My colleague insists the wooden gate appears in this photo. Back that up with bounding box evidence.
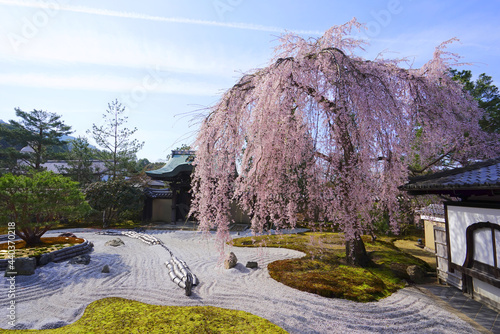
[434,225,463,289]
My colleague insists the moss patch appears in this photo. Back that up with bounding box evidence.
[233,232,432,302]
[0,237,84,259]
[0,297,287,333]
[393,239,437,270]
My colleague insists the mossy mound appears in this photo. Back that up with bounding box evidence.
[234,232,432,302]
[0,297,287,333]
[0,237,84,259]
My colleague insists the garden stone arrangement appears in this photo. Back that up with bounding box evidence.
[0,239,94,273]
[97,230,198,296]
[0,230,480,333]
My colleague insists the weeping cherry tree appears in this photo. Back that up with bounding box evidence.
[190,19,500,266]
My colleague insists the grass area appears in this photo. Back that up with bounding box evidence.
[233,232,433,302]
[393,239,437,270]
[0,297,287,334]
[0,237,84,259]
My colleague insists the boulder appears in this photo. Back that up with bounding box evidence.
[105,238,125,247]
[224,252,238,269]
[5,257,36,276]
[38,253,54,266]
[406,265,426,283]
[58,232,77,238]
[101,265,110,273]
[69,254,91,265]
[246,261,258,269]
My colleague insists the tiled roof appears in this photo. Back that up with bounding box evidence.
[143,188,172,199]
[400,157,500,196]
[416,204,445,217]
[17,159,109,174]
[146,150,194,181]
[41,160,108,174]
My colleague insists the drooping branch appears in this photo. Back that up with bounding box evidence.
[190,19,500,265]
[408,146,457,175]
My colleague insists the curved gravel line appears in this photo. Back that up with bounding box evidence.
[0,230,478,333]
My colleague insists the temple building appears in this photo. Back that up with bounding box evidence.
[401,157,500,311]
[143,149,250,225]
[144,150,195,223]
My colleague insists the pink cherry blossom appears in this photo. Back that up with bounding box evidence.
[189,19,500,257]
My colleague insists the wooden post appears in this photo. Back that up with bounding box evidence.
[171,184,177,224]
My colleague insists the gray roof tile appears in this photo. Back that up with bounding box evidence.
[401,157,500,195]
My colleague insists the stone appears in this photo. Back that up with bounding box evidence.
[105,238,125,247]
[224,252,237,269]
[58,232,77,238]
[38,253,54,266]
[406,265,426,283]
[101,265,110,273]
[246,261,258,269]
[184,273,193,296]
[69,254,91,265]
[5,257,36,276]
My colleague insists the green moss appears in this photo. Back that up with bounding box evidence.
[0,298,287,334]
[0,237,84,259]
[234,232,429,302]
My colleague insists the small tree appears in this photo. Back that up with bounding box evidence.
[0,171,90,246]
[88,100,144,180]
[85,179,144,227]
[58,137,103,188]
[0,108,72,170]
[190,20,500,266]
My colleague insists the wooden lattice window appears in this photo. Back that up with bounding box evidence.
[462,222,500,288]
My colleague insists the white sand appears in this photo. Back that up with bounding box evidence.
[0,230,478,333]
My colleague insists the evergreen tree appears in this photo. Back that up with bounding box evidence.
[0,171,90,246]
[0,108,72,171]
[88,99,144,180]
[58,137,104,187]
[450,69,500,134]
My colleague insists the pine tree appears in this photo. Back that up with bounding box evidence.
[0,108,72,171]
[88,99,144,180]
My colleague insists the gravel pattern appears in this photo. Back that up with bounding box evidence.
[0,230,478,333]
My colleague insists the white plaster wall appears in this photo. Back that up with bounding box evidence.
[447,205,500,266]
[473,278,500,306]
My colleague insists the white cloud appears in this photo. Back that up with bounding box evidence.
[0,28,257,79]
[0,72,223,97]
[0,0,323,36]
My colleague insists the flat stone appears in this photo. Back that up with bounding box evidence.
[69,254,91,265]
[246,261,258,269]
[38,253,54,266]
[105,238,125,247]
[58,232,77,238]
[4,257,36,276]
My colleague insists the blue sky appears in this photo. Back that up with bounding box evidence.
[0,0,499,162]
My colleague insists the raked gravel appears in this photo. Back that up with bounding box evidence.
[0,230,478,333]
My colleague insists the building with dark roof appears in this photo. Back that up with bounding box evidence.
[144,150,194,223]
[144,150,250,225]
[400,158,500,311]
[401,157,500,200]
